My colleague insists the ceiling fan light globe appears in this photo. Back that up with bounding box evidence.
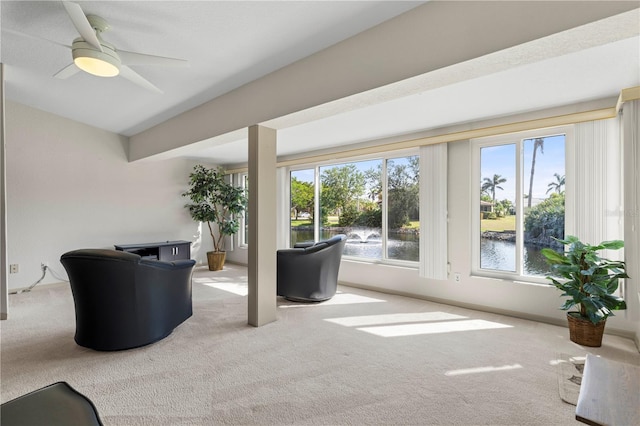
[74,56,119,77]
[72,39,121,77]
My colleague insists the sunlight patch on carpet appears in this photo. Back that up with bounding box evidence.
[445,364,523,376]
[198,280,248,296]
[278,292,386,308]
[325,312,467,327]
[357,319,512,337]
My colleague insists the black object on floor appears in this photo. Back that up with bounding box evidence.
[60,248,196,351]
[277,234,346,302]
[0,381,103,426]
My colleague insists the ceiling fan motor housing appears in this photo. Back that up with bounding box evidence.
[71,38,121,77]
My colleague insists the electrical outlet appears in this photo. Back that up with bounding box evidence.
[454,273,461,283]
[10,264,19,274]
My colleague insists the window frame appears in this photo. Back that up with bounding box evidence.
[237,172,249,248]
[384,155,421,264]
[287,148,420,267]
[470,126,573,284]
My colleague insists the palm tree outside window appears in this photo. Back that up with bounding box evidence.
[476,132,566,278]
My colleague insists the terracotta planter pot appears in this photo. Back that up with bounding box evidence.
[207,251,226,271]
[567,312,606,347]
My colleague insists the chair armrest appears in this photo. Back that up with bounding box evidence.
[293,242,315,249]
[277,248,305,257]
[277,243,329,258]
[303,242,329,254]
[140,259,196,270]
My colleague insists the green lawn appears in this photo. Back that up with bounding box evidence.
[405,220,419,230]
[290,219,313,227]
[481,215,516,232]
[291,216,339,228]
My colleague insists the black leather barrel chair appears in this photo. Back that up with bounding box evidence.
[60,249,196,351]
[277,234,346,302]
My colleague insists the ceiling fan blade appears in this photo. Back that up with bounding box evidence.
[5,28,71,50]
[54,63,80,79]
[119,50,189,68]
[62,1,103,52]
[119,66,163,94]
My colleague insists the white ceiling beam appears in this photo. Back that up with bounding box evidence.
[129,1,638,161]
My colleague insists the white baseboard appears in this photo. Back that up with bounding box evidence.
[8,280,67,294]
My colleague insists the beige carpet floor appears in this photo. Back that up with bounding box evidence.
[2,264,639,425]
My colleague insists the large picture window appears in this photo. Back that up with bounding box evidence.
[289,152,419,263]
[239,173,248,246]
[473,129,567,280]
[386,156,420,261]
[290,169,316,247]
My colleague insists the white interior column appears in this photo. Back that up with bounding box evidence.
[1,63,7,320]
[622,100,640,332]
[247,125,277,327]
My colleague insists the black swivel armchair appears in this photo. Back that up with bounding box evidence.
[60,249,196,351]
[277,234,347,302]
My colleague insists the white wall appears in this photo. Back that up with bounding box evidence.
[5,101,213,291]
[339,137,639,338]
[226,240,248,265]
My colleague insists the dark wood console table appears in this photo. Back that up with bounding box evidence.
[114,240,191,261]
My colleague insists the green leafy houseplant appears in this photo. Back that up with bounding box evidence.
[183,165,247,269]
[541,236,627,345]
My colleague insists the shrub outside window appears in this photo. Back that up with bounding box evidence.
[289,152,419,263]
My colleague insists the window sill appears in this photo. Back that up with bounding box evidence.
[342,256,419,270]
[470,270,552,287]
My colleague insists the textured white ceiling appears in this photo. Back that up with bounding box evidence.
[1,0,422,135]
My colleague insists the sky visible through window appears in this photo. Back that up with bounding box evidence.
[481,134,565,203]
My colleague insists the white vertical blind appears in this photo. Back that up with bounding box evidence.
[572,119,623,257]
[419,143,448,280]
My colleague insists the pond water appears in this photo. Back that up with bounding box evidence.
[291,229,551,276]
[291,229,419,261]
[480,238,552,276]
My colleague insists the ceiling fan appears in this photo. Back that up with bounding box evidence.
[12,1,189,93]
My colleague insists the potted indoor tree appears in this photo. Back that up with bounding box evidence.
[541,236,628,347]
[183,165,248,271]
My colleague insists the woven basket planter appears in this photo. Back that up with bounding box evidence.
[567,313,606,347]
[207,251,226,271]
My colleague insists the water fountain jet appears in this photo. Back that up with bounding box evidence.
[347,227,381,244]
